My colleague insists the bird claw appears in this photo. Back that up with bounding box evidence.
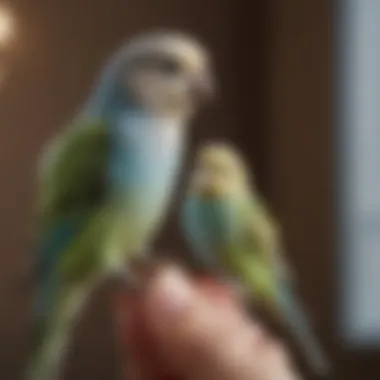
[112,251,159,292]
[122,270,141,292]
[214,275,249,300]
[227,279,250,300]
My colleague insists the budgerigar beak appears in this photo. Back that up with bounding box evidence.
[192,169,221,197]
[191,71,215,103]
[199,183,222,197]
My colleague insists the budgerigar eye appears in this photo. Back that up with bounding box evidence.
[128,54,181,75]
[156,57,181,75]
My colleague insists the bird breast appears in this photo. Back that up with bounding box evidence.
[108,114,185,221]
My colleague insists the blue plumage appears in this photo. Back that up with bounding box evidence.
[182,196,244,270]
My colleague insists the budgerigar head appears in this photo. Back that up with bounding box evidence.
[87,30,214,119]
[189,142,252,197]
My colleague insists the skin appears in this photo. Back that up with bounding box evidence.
[114,265,301,380]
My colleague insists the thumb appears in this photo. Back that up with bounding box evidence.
[144,266,278,380]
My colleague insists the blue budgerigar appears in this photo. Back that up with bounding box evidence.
[28,31,214,380]
[182,142,330,376]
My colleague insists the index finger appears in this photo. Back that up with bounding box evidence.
[113,275,242,380]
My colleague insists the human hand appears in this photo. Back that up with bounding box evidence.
[114,265,301,380]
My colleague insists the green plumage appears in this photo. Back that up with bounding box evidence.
[37,119,109,278]
[30,119,111,380]
[183,192,280,308]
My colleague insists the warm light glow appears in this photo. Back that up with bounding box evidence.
[0,7,14,47]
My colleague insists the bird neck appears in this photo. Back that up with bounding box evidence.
[84,86,191,128]
[122,108,187,127]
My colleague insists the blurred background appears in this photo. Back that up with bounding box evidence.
[0,0,378,379]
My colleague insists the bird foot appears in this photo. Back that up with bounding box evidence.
[112,252,160,292]
[221,277,250,300]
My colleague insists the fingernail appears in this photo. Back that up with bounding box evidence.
[146,267,195,329]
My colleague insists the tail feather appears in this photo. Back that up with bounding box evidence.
[278,286,331,376]
[27,315,72,380]
[27,287,90,380]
